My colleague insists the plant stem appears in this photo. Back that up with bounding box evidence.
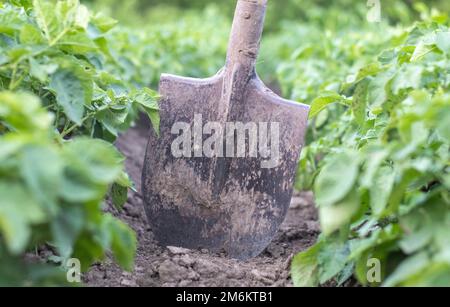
[60,113,95,138]
[9,64,17,90]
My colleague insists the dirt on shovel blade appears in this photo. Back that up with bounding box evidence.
[83,116,321,287]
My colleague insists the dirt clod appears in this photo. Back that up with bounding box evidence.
[167,246,192,256]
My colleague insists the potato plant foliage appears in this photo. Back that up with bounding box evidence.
[0,0,449,287]
[0,0,163,285]
[281,10,450,286]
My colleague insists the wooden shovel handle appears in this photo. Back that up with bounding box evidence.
[225,0,267,75]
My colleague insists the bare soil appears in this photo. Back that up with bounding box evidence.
[84,116,320,287]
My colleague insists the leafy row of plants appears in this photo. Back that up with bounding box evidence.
[0,0,162,285]
[284,10,450,286]
[102,5,229,87]
[84,0,450,32]
[0,0,236,286]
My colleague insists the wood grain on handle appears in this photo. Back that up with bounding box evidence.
[225,0,268,74]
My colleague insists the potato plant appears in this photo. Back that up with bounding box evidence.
[0,0,160,285]
[284,12,450,286]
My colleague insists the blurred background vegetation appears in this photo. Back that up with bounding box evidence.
[80,0,449,90]
[83,0,450,30]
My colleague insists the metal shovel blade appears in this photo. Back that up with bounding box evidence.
[142,0,309,260]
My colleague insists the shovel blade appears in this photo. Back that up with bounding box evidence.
[142,72,309,260]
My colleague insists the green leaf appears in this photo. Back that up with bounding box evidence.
[91,13,117,33]
[314,150,360,207]
[111,183,128,209]
[115,171,134,189]
[33,0,89,45]
[72,233,105,272]
[32,0,58,43]
[60,138,124,202]
[63,138,124,185]
[19,145,63,214]
[19,24,45,45]
[105,215,136,271]
[57,30,97,54]
[49,69,84,124]
[134,88,160,135]
[410,41,435,62]
[399,202,445,255]
[360,149,389,188]
[350,224,400,260]
[336,263,355,286]
[0,3,27,35]
[354,63,382,83]
[318,239,351,284]
[0,183,45,254]
[144,107,160,136]
[399,224,433,255]
[51,206,84,258]
[383,252,430,286]
[391,65,423,95]
[378,49,396,65]
[319,189,360,236]
[309,92,343,119]
[0,91,53,132]
[435,31,450,54]
[352,80,369,126]
[291,241,322,287]
[74,3,89,29]
[0,134,24,160]
[0,256,68,287]
[368,68,395,109]
[29,58,58,83]
[95,105,130,137]
[370,166,396,217]
[60,167,106,202]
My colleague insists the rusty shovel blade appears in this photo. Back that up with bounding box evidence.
[142,0,309,260]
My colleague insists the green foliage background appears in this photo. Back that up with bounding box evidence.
[0,0,449,286]
[0,0,154,285]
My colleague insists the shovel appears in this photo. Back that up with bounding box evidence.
[142,0,309,260]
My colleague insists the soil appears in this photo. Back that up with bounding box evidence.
[84,116,320,287]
